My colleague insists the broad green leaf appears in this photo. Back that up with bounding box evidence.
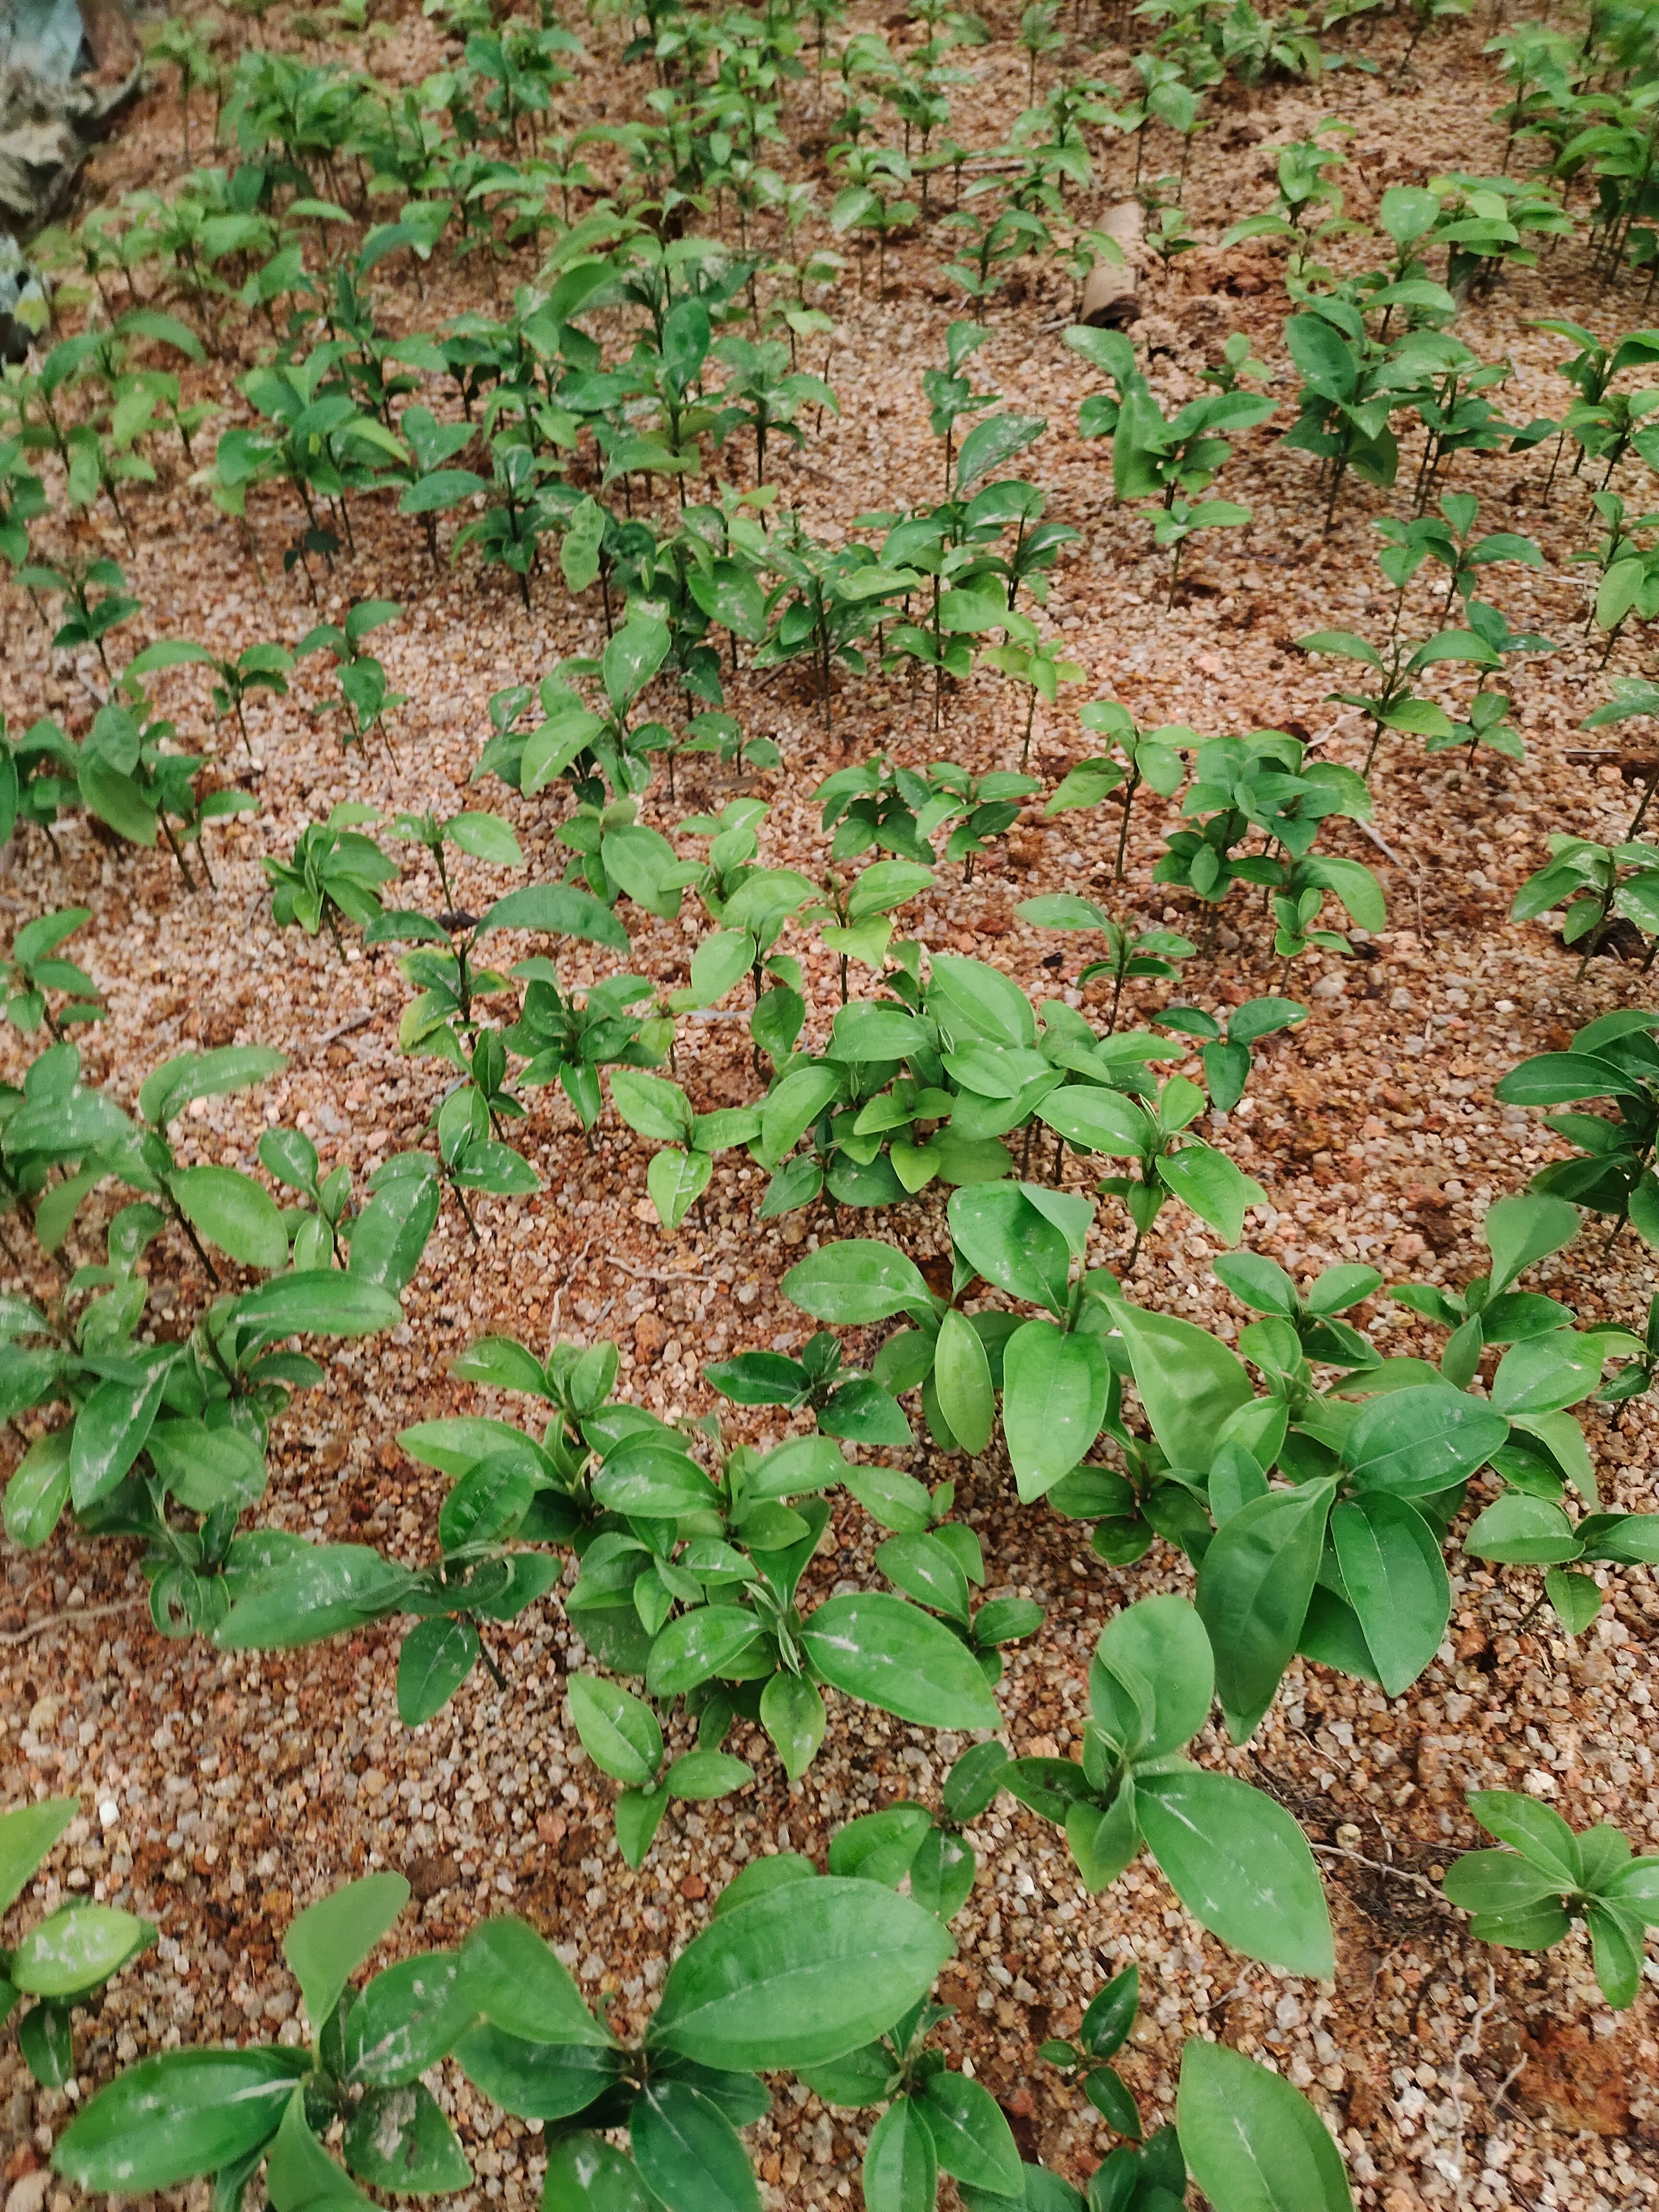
[918,2072,1022,2195]
[568,1674,662,1787]
[343,1952,478,2086]
[230,1271,402,1339]
[1344,1385,1506,1496]
[343,2081,471,2194]
[52,2048,310,2189]
[283,1873,409,2033]
[11,1905,153,1996]
[215,1544,417,1647]
[2,1430,72,1549]
[0,1798,78,1914]
[1482,1192,1579,1294]
[782,1241,936,1324]
[1138,1770,1333,1979]
[801,1593,1002,1731]
[1113,1306,1254,1468]
[1001,1321,1110,1501]
[865,2097,936,2212]
[1442,1850,1564,1915]
[1330,1494,1450,1698]
[651,1876,952,2071]
[646,1606,766,1697]
[1197,1481,1335,1742]
[139,1046,287,1128]
[1177,2041,1353,2212]
[1035,1086,1149,1156]
[397,1617,480,1726]
[632,2081,760,2212]
[172,1167,290,1272]
[1093,1595,1213,1760]
[458,1917,613,2047]
[265,2089,376,2212]
[759,1672,826,1781]
[451,2026,624,2119]
[540,2136,658,2210]
[1467,1790,1581,1886]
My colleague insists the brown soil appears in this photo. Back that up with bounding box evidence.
[2,1,1658,2209]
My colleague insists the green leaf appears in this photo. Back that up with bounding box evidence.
[265,2088,375,2212]
[1463,1492,1581,1565]
[1177,2041,1353,2212]
[1156,1142,1265,1245]
[52,2048,310,2190]
[1196,1482,1335,1743]
[665,1751,754,1802]
[948,1184,1071,1311]
[646,1606,766,1697]
[1330,1494,1450,1698]
[650,1876,952,2072]
[1544,1568,1603,1635]
[1467,1790,1582,1887]
[172,1166,290,1272]
[782,1241,936,1324]
[229,1271,402,1339]
[0,1798,78,1914]
[647,1146,712,1229]
[1344,1385,1506,1496]
[343,1952,478,2086]
[451,2027,624,2119]
[1588,1902,1646,2009]
[801,1592,1002,1731]
[139,1046,287,1129]
[343,2081,471,2195]
[917,2072,1023,2196]
[479,884,630,955]
[1442,1850,1564,1915]
[568,1674,662,1787]
[1035,1086,1149,1156]
[1094,1595,1213,1759]
[759,1672,826,1781]
[1138,1770,1333,1979]
[632,2080,760,2212]
[957,410,1046,493]
[11,1906,153,1997]
[214,1543,417,1648]
[828,1804,932,1885]
[397,1617,480,1725]
[2,1430,72,1549]
[1482,1192,1580,1294]
[539,2136,657,2210]
[71,1365,167,1510]
[457,1917,613,2047]
[1001,1321,1110,1501]
[283,1872,409,2034]
[864,2097,937,2212]
[1113,1305,1254,1468]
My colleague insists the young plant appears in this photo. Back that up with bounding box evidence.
[1003,1596,1333,1976]
[1443,1791,1659,2009]
[1046,703,1190,881]
[1511,833,1659,978]
[1037,1962,1143,2136]
[567,1675,755,1866]
[1017,894,1193,1033]
[264,804,398,958]
[0,1797,155,2090]
[815,1743,1010,1922]
[1495,1010,1659,1249]
[1156,994,1307,1111]
[608,1067,760,1229]
[296,598,407,756]
[0,910,104,1038]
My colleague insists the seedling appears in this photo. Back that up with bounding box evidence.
[1017,894,1193,1032]
[1038,1962,1142,2135]
[296,598,406,757]
[1004,1596,1333,1975]
[264,804,398,957]
[0,910,103,1038]
[0,1798,155,2089]
[1443,1791,1659,2008]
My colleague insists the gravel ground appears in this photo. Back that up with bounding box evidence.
[1,2,1658,2208]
